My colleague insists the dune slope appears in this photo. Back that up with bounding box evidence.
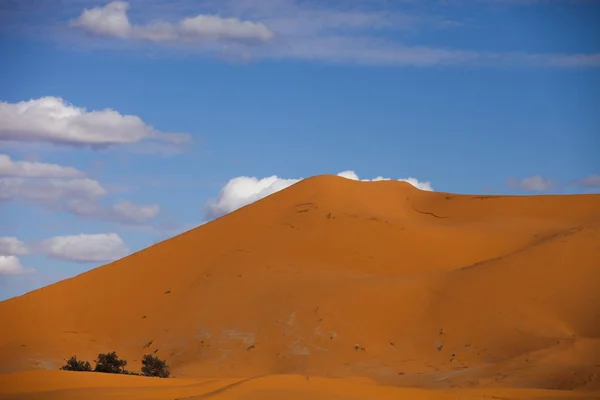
[1,175,599,396]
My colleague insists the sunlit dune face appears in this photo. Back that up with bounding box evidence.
[1,176,599,398]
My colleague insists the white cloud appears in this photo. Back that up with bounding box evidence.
[0,96,191,149]
[0,255,33,276]
[507,175,555,192]
[0,237,29,256]
[0,154,85,178]
[205,170,433,218]
[70,1,132,38]
[0,177,106,202]
[40,233,130,263]
[71,1,274,43]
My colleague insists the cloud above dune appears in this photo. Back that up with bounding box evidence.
[40,233,130,263]
[573,174,600,189]
[205,171,433,218]
[71,1,274,43]
[0,96,191,150]
[205,175,300,217]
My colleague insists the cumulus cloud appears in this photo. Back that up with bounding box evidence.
[40,233,130,263]
[507,175,555,192]
[71,1,274,43]
[0,96,191,149]
[0,256,34,276]
[0,237,29,256]
[205,170,433,218]
[0,154,85,178]
[205,175,300,217]
[70,1,132,38]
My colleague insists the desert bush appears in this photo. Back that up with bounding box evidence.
[141,354,170,378]
[93,351,128,374]
[60,355,92,372]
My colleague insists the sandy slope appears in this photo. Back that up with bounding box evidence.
[1,175,599,398]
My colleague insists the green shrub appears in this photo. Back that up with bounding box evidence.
[93,351,127,374]
[141,354,170,378]
[60,355,92,372]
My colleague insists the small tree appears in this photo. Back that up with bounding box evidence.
[141,354,170,378]
[94,351,128,374]
[60,355,92,372]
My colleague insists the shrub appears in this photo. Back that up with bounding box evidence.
[93,351,128,374]
[141,354,170,378]
[60,355,92,372]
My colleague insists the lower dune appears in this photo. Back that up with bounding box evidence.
[2,370,598,400]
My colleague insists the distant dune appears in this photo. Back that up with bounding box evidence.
[1,175,599,399]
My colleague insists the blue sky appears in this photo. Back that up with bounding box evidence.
[0,0,599,300]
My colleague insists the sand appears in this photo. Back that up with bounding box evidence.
[1,175,599,399]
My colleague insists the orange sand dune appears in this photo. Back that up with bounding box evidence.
[1,175,599,398]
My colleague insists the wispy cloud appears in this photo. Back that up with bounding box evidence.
[0,177,107,202]
[60,0,600,68]
[507,175,556,192]
[572,174,600,188]
[0,154,85,178]
[65,198,160,223]
[0,154,161,224]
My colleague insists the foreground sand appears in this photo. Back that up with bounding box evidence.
[2,370,598,400]
[1,175,599,398]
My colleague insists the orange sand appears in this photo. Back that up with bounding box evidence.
[1,175,599,399]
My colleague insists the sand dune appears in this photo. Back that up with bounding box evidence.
[1,175,599,398]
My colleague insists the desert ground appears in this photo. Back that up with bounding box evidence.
[1,175,599,399]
